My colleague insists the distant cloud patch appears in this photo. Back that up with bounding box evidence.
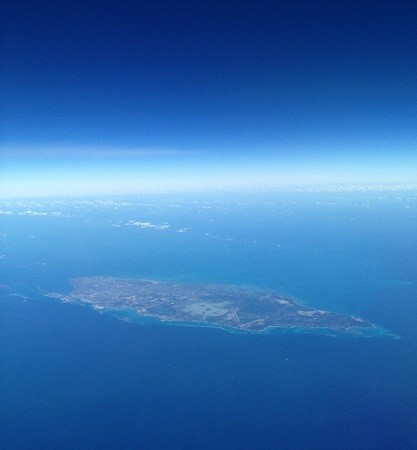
[1,145,192,159]
[1,210,64,217]
[18,211,48,216]
[126,220,170,230]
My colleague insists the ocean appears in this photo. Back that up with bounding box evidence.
[1,190,417,449]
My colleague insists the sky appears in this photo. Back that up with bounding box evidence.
[2,0,417,196]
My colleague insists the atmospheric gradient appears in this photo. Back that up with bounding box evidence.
[2,1,417,196]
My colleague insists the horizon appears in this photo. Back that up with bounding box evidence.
[2,145,417,197]
[3,1,417,197]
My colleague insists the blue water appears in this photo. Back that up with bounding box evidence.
[1,191,417,449]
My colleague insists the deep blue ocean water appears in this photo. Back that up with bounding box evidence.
[1,191,417,449]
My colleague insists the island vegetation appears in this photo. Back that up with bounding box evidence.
[47,277,376,334]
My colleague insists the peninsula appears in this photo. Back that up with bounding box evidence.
[47,277,375,334]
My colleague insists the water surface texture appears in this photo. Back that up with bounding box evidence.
[1,191,417,449]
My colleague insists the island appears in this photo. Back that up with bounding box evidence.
[46,277,376,334]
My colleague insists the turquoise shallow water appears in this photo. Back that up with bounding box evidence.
[97,304,393,338]
[1,191,417,448]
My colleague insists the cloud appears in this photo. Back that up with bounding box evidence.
[18,211,48,216]
[1,210,64,217]
[0,146,194,159]
[126,220,170,230]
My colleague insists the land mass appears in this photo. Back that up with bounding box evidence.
[47,277,375,334]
